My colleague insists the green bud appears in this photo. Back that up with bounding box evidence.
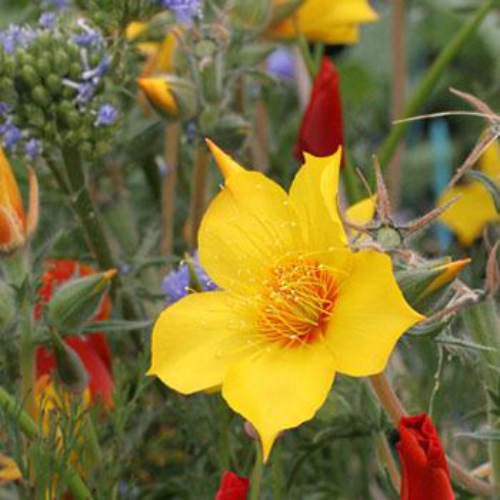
[45,74,62,95]
[237,44,275,68]
[199,52,224,104]
[376,226,402,251]
[31,85,51,107]
[195,40,217,59]
[230,0,272,32]
[49,329,89,393]
[36,58,52,79]
[0,280,16,331]
[48,270,116,332]
[25,105,46,128]
[69,62,82,81]
[210,112,251,150]
[53,50,70,75]
[17,50,35,67]
[20,65,41,87]
[0,77,17,103]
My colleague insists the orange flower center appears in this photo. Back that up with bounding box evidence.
[257,259,338,346]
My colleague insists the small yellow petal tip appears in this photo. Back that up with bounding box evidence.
[103,269,117,281]
[205,138,245,180]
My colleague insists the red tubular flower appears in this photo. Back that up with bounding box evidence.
[294,56,344,162]
[35,259,114,408]
[215,471,250,500]
[397,413,455,500]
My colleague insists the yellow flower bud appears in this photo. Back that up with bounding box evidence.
[0,148,39,254]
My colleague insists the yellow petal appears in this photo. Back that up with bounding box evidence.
[269,0,378,44]
[137,77,178,115]
[206,139,246,180]
[345,195,376,226]
[438,182,500,246]
[0,147,24,222]
[0,455,22,483]
[154,31,180,73]
[222,341,336,461]
[479,139,500,181]
[198,171,303,294]
[149,291,256,394]
[289,150,346,253]
[326,251,423,376]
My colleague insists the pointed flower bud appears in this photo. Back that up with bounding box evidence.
[137,75,197,120]
[47,269,116,332]
[0,148,39,254]
[49,328,89,393]
[295,57,344,162]
[397,258,471,310]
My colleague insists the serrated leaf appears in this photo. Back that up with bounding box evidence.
[466,170,500,212]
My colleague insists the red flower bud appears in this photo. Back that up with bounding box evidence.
[294,57,344,162]
[397,413,455,500]
[215,471,250,500]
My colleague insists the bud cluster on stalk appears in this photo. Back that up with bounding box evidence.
[0,14,119,160]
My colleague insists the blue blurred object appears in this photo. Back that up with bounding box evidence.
[267,47,296,81]
[430,119,453,252]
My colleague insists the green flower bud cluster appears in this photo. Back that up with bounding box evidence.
[0,15,119,160]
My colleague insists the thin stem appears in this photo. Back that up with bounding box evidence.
[386,0,406,208]
[0,386,93,500]
[375,432,401,492]
[162,123,180,258]
[342,151,364,204]
[187,143,210,249]
[251,97,271,174]
[271,442,284,500]
[250,443,263,500]
[376,0,494,173]
[370,373,495,497]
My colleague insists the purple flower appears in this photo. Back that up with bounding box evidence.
[24,138,40,160]
[95,104,117,126]
[161,252,217,306]
[159,0,202,25]
[0,25,36,53]
[39,13,57,30]
[76,82,96,103]
[267,47,296,81]
[0,102,11,116]
[43,0,69,7]
[1,122,22,151]
[74,20,104,48]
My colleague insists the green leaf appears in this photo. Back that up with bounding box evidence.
[82,319,152,333]
[466,170,500,212]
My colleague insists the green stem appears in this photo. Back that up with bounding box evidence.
[343,151,364,204]
[250,443,263,500]
[271,442,284,500]
[61,148,115,270]
[59,148,141,325]
[0,386,93,500]
[296,33,316,80]
[2,251,35,417]
[376,0,495,173]
[463,297,500,497]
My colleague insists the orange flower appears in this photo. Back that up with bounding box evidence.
[0,147,38,253]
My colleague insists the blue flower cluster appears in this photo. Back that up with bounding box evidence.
[161,252,217,306]
[0,14,117,159]
[158,0,203,25]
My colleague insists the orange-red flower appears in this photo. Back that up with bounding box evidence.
[0,147,38,253]
[215,471,250,500]
[397,413,454,500]
[295,57,343,162]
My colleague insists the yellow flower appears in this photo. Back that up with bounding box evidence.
[269,0,378,44]
[149,142,423,460]
[0,148,38,253]
[438,141,500,246]
[126,22,179,76]
[0,455,22,484]
[137,77,179,116]
[421,258,471,298]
